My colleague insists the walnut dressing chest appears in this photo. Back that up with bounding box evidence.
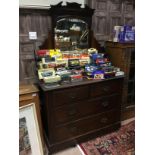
[39,76,124,154]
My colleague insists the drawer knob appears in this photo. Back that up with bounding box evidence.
[101,101,109,107]
[100,118,108,123]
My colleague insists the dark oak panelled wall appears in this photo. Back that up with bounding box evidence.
[19,0,135,84]
[88,0,135,44]
[19,9,51,84]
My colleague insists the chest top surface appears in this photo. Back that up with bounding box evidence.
[39,76,124,92]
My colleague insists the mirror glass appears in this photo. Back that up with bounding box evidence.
[54,18,89,51]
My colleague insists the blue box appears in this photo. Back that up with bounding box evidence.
[119,25,135,43]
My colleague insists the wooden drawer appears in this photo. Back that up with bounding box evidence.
[51,86,89,107]
[52,110,120,142]
[52,95,120,125]
[90,80,122,97]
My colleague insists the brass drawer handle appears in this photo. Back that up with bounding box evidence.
[100,118,108,123]
[101,101,109,107]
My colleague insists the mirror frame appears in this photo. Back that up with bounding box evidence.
[49,2,95,49]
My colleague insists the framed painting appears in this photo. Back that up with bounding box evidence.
[19,103,43,155]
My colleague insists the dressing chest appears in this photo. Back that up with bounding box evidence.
[39,77,124,154]
[37,3,124,154]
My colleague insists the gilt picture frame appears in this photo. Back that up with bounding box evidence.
[19,103,43,155]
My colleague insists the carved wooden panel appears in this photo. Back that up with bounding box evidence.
[19,42,37,84]
[95,0,108,11]
[123,0,135,26]
[109,0,122,13]
[109,0,123,38]
[123,0,134,13]
[19,9,51,84]
[96,16,107,34]
[91,0,109,42]
[19,56,36,80]
[109,16,122,36]
[94,16,109,41]
[124,16,135,26]
[19,42,35,55]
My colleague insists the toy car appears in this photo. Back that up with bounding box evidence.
[92,70,104,79]
[56,68,71,84]
[68,59,80,69]
[85,64,99,77]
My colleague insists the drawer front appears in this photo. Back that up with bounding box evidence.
[52,86,89,107]
[52,110,120,142]
[90,80,122,97]
[52,95,120,125]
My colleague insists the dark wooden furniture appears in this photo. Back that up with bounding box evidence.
[37,3,124,154]
[105,41,135,120]
[19,84,45,152]
[39,76,124,154]
[50,2,94,49]
[40,2,98,50]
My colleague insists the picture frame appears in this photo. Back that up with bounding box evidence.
[19,103,43,155]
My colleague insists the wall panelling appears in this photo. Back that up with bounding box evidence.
[88,0,135,45]
[19,8,51,84]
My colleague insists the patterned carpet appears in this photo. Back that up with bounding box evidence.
[80,121,135,155]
